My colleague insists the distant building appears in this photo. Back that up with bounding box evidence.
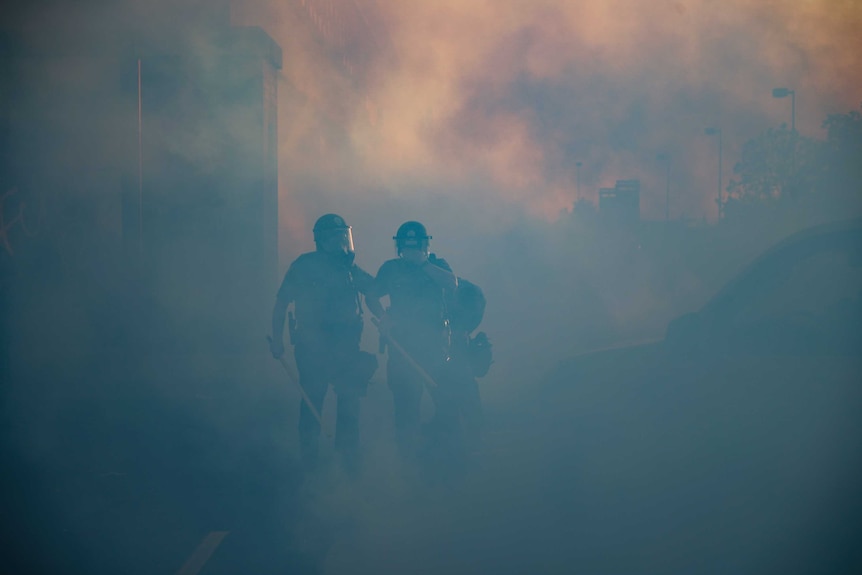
[599,179,641,229]
[1,1,282,351]
[134,25,282,350]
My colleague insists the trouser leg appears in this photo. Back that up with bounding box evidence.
[429,388,460,436]
[427,360,463,436]
[298,382,327,468]
[388,358,423,459]
[334,392,361,473]
[425,363,480,475]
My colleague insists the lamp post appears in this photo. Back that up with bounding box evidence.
[705,127,722,221]
[657,153,670,221]
[773,87,799,191]
[137,58,144,257]
[575,161,583,200]
[772,87,796,133]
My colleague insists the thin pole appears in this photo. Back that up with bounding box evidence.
[790,91,797,197]
[717,130,723,221]
[791,91,796,133]
[665,157,670,222]
[266,337,327,431]
[137,58,143,256]
[575,162,582,201]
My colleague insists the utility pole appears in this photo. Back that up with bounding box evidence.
[705,128,723,221]
[773,88,796,133]
[138,58,143,256]
[658,153,671,221]
[773,87,798,200]
[575,161,583,201]
[666,157,671,222]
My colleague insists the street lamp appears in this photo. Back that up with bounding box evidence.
[657,153,670,221]
[705,127,723,221]
[772,87,796,132]
[575,161,583,200]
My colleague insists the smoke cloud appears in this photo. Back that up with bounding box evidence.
[233,0,862,237]
[3,2,861,573]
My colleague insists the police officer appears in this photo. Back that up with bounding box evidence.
[270,214,378,473]
[366,221,461,463]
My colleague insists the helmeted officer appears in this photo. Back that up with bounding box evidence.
[270,214,378,474]
[366,221,460,462]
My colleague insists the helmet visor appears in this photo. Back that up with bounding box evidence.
[320,227,354,254]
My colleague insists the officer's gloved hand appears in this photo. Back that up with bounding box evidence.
[270,337,285,359]
[374,312,393,338]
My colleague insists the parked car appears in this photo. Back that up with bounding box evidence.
[507,218,862,573]
[665,217,862,358]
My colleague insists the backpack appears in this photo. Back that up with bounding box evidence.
[467,331,493,378]
[450,278,493,378]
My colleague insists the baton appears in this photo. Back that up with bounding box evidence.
[370,317,438,391]
[266,335,327,435]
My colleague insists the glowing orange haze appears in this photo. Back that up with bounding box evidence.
[234,0,862,231]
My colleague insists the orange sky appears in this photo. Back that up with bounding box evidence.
[234,0,862,233]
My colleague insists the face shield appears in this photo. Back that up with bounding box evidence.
[320,227,354,255]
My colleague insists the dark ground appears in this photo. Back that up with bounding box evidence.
[1,347,315,575]
[3,221,861,574]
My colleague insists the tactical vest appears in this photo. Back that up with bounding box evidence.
[289,252,364,339]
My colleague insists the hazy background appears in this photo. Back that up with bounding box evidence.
[232,0,862,225]
[234,0,862,403]
[1,1,861,574]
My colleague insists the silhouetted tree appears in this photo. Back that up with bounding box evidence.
[725,124,819,214]
[725,103,862,226]
[815,103,862,219]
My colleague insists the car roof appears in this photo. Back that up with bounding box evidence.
[702,217,862,314]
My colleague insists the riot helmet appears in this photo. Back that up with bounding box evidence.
[393,221,432,258]
[313,213,354,255]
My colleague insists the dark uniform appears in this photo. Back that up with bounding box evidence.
[271,214,377,472]
[367,221,465,465]
[371,254,455,456]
